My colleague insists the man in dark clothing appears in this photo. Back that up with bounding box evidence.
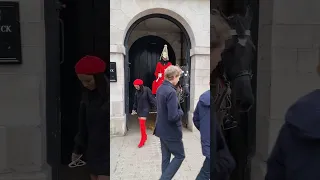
[154,65,185,180]
[193,90,211,179]
[265,89,320,180]
[194,89,236,180]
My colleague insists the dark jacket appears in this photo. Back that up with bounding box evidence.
[265,89,320,180]
[154,80,184,141]
[193,90,210,158]
[133,86,156,117]
[214,114,236,180]
[73,89,109,175]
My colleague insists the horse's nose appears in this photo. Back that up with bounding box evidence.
[233,76,255,112]
[239,97,254,112]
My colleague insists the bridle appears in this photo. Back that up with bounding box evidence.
[177,66,190,103]
[213,13,255,130]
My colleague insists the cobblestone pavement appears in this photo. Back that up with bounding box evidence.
[110,119,205,180]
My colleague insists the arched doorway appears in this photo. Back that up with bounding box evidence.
[128,35,176,112]
[124,14,193,131]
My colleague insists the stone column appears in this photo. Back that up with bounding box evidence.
[110,45,127,136]
[188,47,210,131]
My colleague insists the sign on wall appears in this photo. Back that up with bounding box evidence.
[0,2,22,64]
[110,62,117,82]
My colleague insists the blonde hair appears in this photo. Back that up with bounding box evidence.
[211,10,231,48]
[164,65,182,81]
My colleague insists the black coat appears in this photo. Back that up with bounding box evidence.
[154,80,184,141]
[133,86,156,117]
[214,118,236,180]
[265,90,320,180]
[73,89,109,176]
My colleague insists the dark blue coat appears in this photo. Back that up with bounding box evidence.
[154,80,184,141]
[193,90,210,158]
[266,89,320,180]
[132,86,156,117]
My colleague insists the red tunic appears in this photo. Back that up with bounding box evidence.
[152,61,172,94]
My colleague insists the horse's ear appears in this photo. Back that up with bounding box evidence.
[211,8,220,16]
[245,5,253,23]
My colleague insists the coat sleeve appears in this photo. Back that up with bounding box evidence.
[214,121,236,178]
[132,92,137,111]
[265,125,286,180]
[167,91,183,122]
[73,101,88,154]
[147,88,157,109]
[193,102,200,130]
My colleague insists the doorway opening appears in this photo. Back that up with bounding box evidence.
[45,0,109,179]
[124,16,191,132]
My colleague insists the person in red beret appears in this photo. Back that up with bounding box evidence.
[71,55,110,180]
[132,79,157,148]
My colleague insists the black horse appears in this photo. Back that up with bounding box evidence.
[212,7,256,180]
[177,65,190,103]
[176,65,190,127]
[220,7,254,112]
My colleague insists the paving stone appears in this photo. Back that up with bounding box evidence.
[111,128,205,180]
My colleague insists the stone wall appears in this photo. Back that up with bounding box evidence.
[110,0,210,135]
[0,0,48,179]
[252,0,320,179]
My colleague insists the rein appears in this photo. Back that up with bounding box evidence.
[213,74,232,112]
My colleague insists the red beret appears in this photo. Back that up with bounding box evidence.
[133,79,143,85]
[75,55,106,74]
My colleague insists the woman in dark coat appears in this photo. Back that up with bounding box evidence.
[132,79,156,148]
[71,55,109,180]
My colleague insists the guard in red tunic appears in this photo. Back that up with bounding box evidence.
[152,44,172,94]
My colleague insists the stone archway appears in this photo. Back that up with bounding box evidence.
[123,8,196,49]
[110,4,210,135]
[123,12,194,131]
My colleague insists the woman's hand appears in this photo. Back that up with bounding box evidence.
[158,73,162,78]
[71,153,82,162]
[69,153,86,168]
[131,110,137,115]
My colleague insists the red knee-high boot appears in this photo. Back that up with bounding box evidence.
[138,118,147,148]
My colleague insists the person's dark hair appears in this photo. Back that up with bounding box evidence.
[139,85,144,92]
[81,73,109,102]
[94,73,109,101]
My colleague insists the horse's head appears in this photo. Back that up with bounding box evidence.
[220,7,255,112]
[178,65,190,98]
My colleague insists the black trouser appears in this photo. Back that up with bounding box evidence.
[159,138,185,180]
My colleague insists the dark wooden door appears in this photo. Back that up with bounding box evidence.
[46,0,109,179]
[128,35,175,111]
